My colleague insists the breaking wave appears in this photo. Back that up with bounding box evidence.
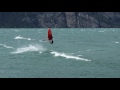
[0,44,14,49]
[14,35,33,40]
[11,44,46,54]
[50,51,91,61]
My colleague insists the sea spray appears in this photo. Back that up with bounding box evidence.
[11,44,47,54]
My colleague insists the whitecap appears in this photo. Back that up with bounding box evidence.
[11,44,46,54]
[50,51,91,61]
[14,35,32,41]
[0,44,14,49]
[115,42,119,43]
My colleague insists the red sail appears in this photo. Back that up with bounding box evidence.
[48,28,53,40]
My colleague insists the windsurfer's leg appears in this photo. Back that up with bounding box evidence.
[51,40,53,44]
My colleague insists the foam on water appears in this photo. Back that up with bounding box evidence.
[0,44,14,49]
[14,35,33,40]
[50,51,91,61]
[115,42,119,44]
[11,44,46,54]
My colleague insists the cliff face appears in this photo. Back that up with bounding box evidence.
[0,12,120,28]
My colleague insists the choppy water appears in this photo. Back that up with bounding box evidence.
[0,28,120,78]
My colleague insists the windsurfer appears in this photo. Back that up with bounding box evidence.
[43,28,53,44]
[48,28,53,44]
[48,36,53,44]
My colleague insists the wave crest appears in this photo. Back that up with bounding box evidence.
[14,35,33,40]
[50,51,91,61]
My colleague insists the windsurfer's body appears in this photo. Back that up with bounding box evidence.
[48,36,53,44]
[44,37,53,44]
[48,39,53,44]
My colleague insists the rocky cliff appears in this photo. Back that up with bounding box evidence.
[0,12,120,28]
